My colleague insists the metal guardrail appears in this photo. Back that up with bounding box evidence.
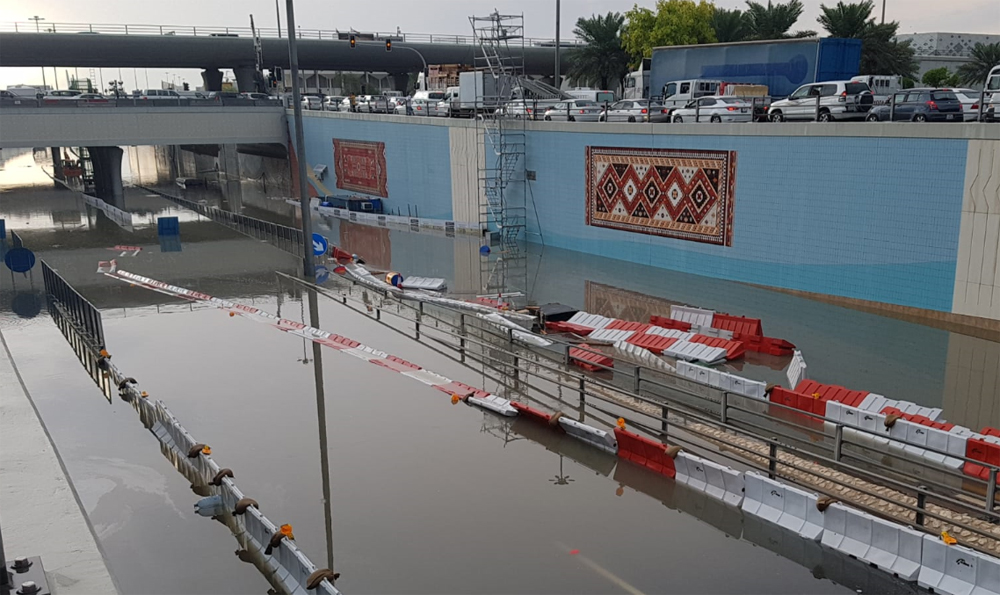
[141,186,304,257]
[0,21,564,46]
[42,260,105,348]
[45,266,340,595]
[0,97,283,108]
[9,229,24,249]
[295,273,1000,556]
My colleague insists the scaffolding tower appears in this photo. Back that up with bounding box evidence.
[470,11,527,300]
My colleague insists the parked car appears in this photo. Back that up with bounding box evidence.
[301,95,323,110]
[137,89,182,100]
[599,99,652,122]
[41,90,84,100]
[767,80,873,122]
[671,96,754,123]
[321,95,344,111]
[542,99,602,122]
[398,97,446,116]
[240,92,272,101]
[947,88,983,121]
[865,88,963,122]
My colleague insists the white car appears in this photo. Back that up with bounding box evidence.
[137,89,182,100]
[767,80,874,122]
[599,99,651,122]
[41,90,84,101]
[948,88,983,121]
[671,96,754,123]
[542,99,602,122]
[301,95,322,110]
[398,97,447,116]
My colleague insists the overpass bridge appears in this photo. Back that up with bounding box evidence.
[0,22,575,91]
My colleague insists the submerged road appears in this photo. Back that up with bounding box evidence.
[0,154,952,594]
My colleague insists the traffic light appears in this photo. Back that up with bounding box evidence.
[183,82,189,91]
[349,35,356,48]
[385,39,392,52]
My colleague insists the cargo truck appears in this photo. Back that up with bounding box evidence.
[634,37,862,101]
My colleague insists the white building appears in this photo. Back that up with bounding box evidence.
[896,32,1000,78]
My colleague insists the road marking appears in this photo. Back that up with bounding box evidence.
[555,542,645,595]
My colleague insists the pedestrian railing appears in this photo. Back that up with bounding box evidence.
[293,272,1000,557]
[140,186,304,258]
[42,260,105,347]
[45,267,341,595]
[0,97,284,108]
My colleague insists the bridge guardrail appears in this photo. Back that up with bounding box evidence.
[0,97,284,108]
[0,21,565,46]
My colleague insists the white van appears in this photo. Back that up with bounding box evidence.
[661,79,723,111]
[566,88,616,104]
[984,65,1000,121]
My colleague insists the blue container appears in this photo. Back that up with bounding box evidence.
[158,216,180,236]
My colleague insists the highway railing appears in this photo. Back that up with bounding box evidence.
[0,97,284,108]
[0,21,565,46]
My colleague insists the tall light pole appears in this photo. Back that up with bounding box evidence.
[554,0,561,89]
[881,0,886,23]
[396,46,428,91]
[29,16,47,89]
[275,0,282,38]
[286,0,317,279]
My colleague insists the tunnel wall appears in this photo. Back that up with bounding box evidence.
[294,111,1000,323]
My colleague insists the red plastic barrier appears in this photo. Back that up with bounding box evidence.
[689,334,745,360]
[473,296,510,309]
[737,333,796,356]
[545,321,594,335]
[510,401,553,424]
[982,427,1000,438]
[963,438,1000,480]
[649,315,692,332]
[606,319,652,333]
[712,313,763,337]
[613,428,676,478]
[625,333,679,355]
[795,380,869,407]
[769,387,800,409]
[434,380,491,399]
[569,344,614,372]
[371,355,421,373]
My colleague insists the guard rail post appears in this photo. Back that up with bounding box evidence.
[660,405,669,435]
[890,96,896,121]
[768,440,778,479]
[563,343,571,365]
[987,468,998,513]
[916,487,927,525]
[978,89,987,122]
[632,366,641,393]
[459,313,466,363]
[695,100,700,123]
[720,391,729,424]
[834,423,844,462]
[814,94,821,121]
[578,376,585,405]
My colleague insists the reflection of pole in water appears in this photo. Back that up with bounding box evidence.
[307,286,335,572]
[550,455,574,486]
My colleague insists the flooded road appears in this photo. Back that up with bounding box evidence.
[0,149,964,594]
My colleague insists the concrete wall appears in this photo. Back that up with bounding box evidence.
[296,111,1000,323]
[0,106,287,148]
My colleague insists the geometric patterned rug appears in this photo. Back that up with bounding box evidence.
[333,139,388,197]
[585,146,736,246]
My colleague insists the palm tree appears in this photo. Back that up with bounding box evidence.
[712,8,748,43]
[957,43,1000,87]
[817,1,917,78]
[566,12,631,91]
[743,0,810,40]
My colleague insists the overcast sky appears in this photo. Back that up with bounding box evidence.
[2,0,998,89]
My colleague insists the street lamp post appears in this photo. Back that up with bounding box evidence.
[397,46,428,91]
[29,16,47,89]
[881,0,886,23]
[285,0,317,278]
[554,0,561,89]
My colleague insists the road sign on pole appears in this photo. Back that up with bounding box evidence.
[311,233,328,256]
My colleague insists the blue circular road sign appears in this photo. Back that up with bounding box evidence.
[4,247,36,273]
[315,265,330,284]
[312,233,329,257]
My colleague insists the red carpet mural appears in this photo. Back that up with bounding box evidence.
[585,147,736,246]
[333,139,388,197]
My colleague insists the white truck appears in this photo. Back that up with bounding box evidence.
[850,74,903,104]
[984,64,1000,122]
[452,71,568,118]
[623,59,651,100]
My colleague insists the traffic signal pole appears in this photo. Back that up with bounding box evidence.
[285,0,316,279]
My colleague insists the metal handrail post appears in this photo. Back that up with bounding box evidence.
[988,468,998,513]
[768,441,778,479]
[834,423,844,462]
[720,391,728,424]
[814,94,821,121]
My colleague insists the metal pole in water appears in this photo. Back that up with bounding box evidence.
[306,287,334,572]
[720,391,729,424]
[286,0,316,278]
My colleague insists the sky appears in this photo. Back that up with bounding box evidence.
[2,0,999,90]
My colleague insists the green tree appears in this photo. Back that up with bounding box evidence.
[712,7,748,42]
[622,0,717,65]
[817,1,917,78]
[743,0,813,40]
[921,67,953,87]
[956,42,1000,87]
[566,12,632,91]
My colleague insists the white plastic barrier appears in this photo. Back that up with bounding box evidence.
[645,326,694,340]
[670,305,715,328]
[741,472,823,540]
[400,276,447,291]
[676,361,766,400]
[919,534,1000,595]
[567,311,614,330]
[469,395,518,417]
[589,327,637,343]
[821,502,872,559]
[663,340,727,365]
[865,515,923,581]
[944,427,973,470]
[692,325,734,340]
[786,350,808,390]
[557,417,618,455]
[675,452,744,507]
[858,393,887,413]
[856,409,891,448]
[612,341,676,373]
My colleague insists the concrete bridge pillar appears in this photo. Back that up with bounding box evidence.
[87,146,125,209]
[201,68,223,92]
[50,147,64,183]
[391,73,410,94]
[234,66,256,94]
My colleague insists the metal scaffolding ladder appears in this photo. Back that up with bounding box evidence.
[470,11,527,300]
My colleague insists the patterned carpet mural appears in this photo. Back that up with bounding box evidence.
[585,147,737,246]
[333,139,388,197]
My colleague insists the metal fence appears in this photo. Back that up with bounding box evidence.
[141,186,304,257]
[0,21,563,46]
[295,273,1000,557]
[0,97,284,108]
[42,260,105,347]
[9,229,24,249]
[45,270,340,595]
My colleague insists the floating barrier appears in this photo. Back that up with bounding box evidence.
[468,395,518,417]
[674,451,745,507]
[742,472,824,540]
[786,350,808,389]
[919,534,1000,595]
[822,503,923,581]
[558,417,618,454]
[568,344,614,371]
[711,312,763,337]
[676,361,767,400]
[613,428,676,478]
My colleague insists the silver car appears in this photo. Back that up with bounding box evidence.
[599,99,651,122]
[768,80,873,122]
[542,99,602,122]
[322,96,344,111]
[671,96,754,123]
[301,95,322,110]
[949,88,983,121]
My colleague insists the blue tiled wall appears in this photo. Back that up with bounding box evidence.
[524,131,967,312]
[292,116,453,220]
